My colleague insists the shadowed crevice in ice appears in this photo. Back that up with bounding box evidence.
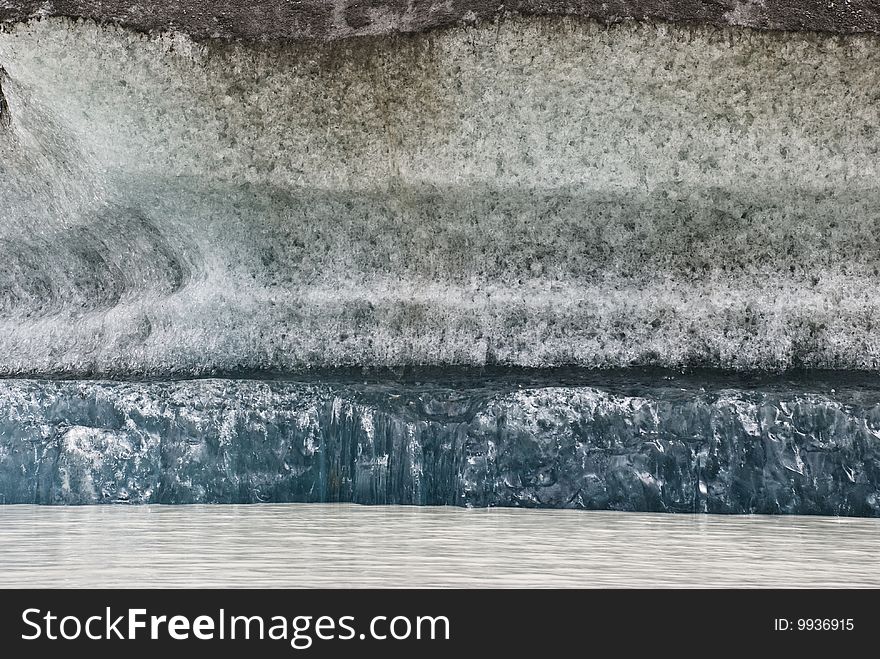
[0,206,194,318]
[0,68,10,128]
[0,373,878,515]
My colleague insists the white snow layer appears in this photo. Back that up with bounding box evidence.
[1,17,880,374]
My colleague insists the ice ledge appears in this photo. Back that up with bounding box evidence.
[2,0,880,40]
[1,374,878,515]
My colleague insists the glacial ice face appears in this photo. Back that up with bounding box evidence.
[5,0,880,40]
[0,374,878,515]
[1,19,880,374]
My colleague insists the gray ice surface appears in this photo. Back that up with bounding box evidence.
[2,19,880,374]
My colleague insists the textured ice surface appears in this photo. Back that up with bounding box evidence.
[2,19,880,374]
[6,0,880,41]
[1,373,878,514]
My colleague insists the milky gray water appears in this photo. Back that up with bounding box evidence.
[0,505,877,588]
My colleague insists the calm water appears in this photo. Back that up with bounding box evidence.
[0,505,877,588]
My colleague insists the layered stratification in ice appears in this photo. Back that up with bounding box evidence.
[1,372,878,515]
[5,0,880,40]
[2,19,880,374]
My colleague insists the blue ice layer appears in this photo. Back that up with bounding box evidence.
[1,372,878,514]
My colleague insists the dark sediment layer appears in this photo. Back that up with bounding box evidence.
[3,0,880,40]
[1,373,878,515]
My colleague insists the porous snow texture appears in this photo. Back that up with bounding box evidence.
[2,19,880,374]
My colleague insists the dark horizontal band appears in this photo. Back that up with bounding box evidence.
[2,0,880,40]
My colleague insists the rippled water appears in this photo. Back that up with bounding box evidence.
[0,504,877,588]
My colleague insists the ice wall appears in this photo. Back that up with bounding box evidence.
[1,374,878,514]
[4,0,880,40]
[1,17,880,375]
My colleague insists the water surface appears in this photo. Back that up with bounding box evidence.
[0,505,877,588]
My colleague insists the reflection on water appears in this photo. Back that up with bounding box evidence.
[0,504,877,588]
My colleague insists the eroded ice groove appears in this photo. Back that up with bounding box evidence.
[0,373,878,514]
[1,19,880,374]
